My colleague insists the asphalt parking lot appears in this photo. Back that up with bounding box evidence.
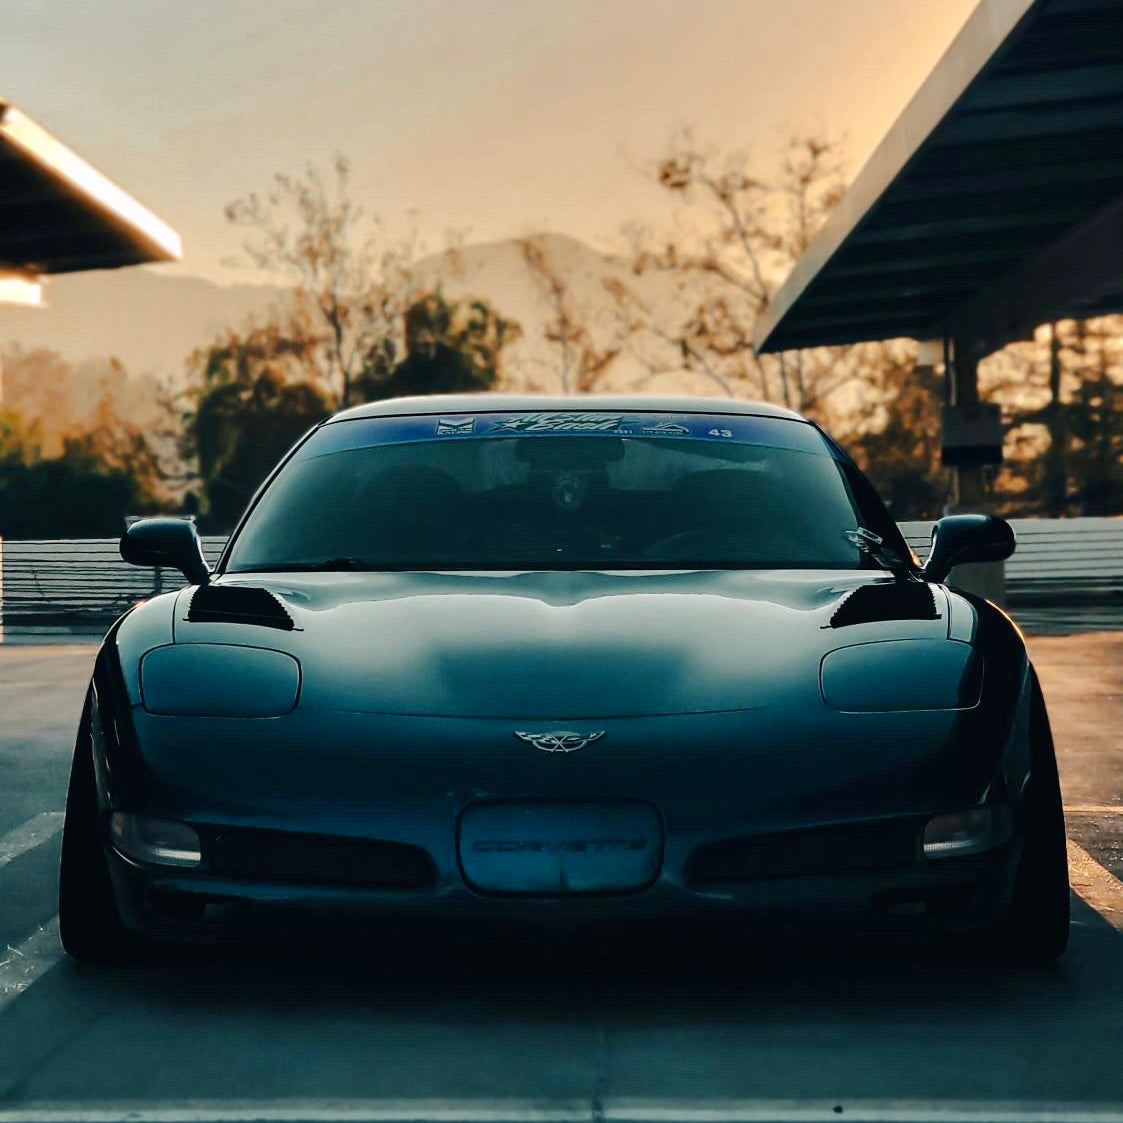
[1,634,1121,1123]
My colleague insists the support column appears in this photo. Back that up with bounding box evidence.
[943,336,1005,605]
[951,341,989,509]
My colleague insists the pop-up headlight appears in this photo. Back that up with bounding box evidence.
[820,639,982,713]
[140,644,300,717]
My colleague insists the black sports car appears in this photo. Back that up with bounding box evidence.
[59,396,1070,963]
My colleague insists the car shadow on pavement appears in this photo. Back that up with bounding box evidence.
[64,894,1121,1019]
[3,896,1121,1108]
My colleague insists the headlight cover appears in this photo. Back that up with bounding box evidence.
[923,806,1012,858]
[820,639,982,713]
[140,643,301,717]
[110,812,203,867]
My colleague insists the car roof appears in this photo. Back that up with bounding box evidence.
[328,394,808,424]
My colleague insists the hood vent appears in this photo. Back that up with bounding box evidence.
[829,583,938,629]
[187,584,295,631]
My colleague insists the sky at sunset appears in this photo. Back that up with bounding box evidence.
[5,0,979,284]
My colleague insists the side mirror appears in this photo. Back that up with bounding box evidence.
[921,514,1015,585]
[120,518,211,586]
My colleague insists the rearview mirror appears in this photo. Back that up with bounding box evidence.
[921,514,1015,585]
[120,518,211,586]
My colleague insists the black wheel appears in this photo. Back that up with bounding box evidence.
[58,692,144,965]
[997,676,1070,965]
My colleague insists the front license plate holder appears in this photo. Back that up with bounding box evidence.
[458,801,663,895]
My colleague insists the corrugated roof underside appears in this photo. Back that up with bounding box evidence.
[764,0,1123,350]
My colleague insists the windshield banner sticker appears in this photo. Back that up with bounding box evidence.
[641,421,691,436]
[492,412,624,433]
[435,416,476,435]
[310,411,826,458]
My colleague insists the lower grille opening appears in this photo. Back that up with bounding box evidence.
[205,828,436,889]
[687,819,922,885]
[146,888,208,922]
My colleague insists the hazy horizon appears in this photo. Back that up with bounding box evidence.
[5,0,978,285]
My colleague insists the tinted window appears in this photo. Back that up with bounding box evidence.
[225,411,896,572]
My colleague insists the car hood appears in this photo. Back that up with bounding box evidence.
[171,569,951,718]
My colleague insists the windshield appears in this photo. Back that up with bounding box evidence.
[225,410,899,572]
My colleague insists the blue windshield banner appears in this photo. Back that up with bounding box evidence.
[304,410,827,459]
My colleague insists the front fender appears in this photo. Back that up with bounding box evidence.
[945,586,1032,813]
[90,592,179,809]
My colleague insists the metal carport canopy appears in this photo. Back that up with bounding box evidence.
[0,98,181,278]
[753,0,1123,356]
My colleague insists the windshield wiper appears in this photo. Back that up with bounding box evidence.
[238,557,881,574]
[235,557,376,573]
[844,528,916,582]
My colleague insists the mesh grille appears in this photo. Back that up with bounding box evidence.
[687,819,922,885]
[206,828,436,889]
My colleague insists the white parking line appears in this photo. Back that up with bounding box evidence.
[2,1100,1123,1123]
[1065,804,1123,815]
[618,1103,1123,1123]
[0,916,60,1014]
[0,811,64,869]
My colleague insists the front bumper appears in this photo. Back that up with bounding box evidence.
[101,703,1024,942]
[105,824,1021,943]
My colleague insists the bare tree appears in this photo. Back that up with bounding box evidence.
[614,132,872,418]
[518,236,620,394]
[225,155,420,408]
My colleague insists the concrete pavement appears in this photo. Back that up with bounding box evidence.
[1029,634,1123,883]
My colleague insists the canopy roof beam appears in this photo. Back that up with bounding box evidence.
[0,99,181,277]
[754,0,1123,357]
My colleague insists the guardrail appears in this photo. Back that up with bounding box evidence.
[0,537,227,643]
[899,518,1123,586]
[903,518,1123,634]
[0,519,1120,641]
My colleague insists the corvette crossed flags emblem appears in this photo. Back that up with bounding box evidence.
[514,730,606,754]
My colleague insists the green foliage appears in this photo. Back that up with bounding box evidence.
[354,292,519,402]
[185,326,334,530]
[183,289,517,530]
[0,408,38,466]
[0,360,173,537]
[0,435,146,537]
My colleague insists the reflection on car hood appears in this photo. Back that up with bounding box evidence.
[173,570,951,718]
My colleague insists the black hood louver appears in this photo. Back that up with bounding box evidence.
[187,584,295,631]
[828,583,938,629]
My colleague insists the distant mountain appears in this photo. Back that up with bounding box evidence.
[0,232,696,394]
[414,232,677,392]
[0,270,282,380]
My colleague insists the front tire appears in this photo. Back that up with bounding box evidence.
[58,693,144,965]
[998,676,1070,965]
